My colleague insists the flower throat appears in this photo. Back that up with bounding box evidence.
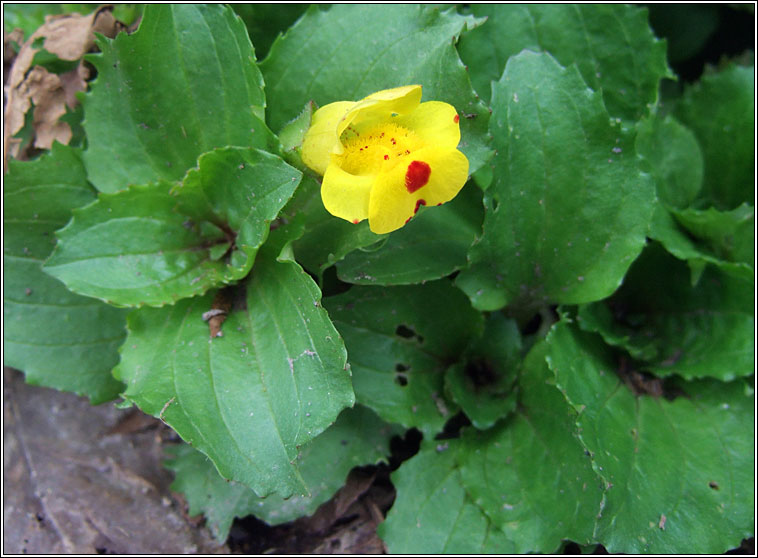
[339,122,423,175]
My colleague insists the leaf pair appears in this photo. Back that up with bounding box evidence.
[44,147,301,308]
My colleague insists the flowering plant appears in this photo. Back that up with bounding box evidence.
[301,85,469,233]
[3,4,753,554]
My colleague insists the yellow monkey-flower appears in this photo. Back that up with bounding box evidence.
[301,85,469,234]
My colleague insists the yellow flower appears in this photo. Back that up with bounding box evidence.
[301,85,469,234]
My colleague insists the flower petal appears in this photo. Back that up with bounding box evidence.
[394,100,461,150]
[337,85,423,140]
[321,161,374,224]
[368,147,470,234]
[302,101,356,175]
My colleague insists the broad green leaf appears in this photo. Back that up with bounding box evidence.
[114,253,354,498]
[547,321,755,554]
[458,342,604,553]
[648,205,753,283]
[3,144,127,403]
[165,405,400,540]
[675,63,754,209]
[260,4,492,173]
[444,313,521,430]
[44,148,301,307]
[457,4,671,120]
[336,183,484,285]
[324,280,482,436]
[379,442,516,554]
[576,242,754,381]
[82,4,278,193]
[458,51,655,311]
[635,115,703,209]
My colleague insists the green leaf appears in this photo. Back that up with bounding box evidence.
[174,146,303,269]
[335,183,484,286]
[44,148,301,307]
[114,253,354,498]
[3,144,127,404]
[278,100,315,167]
[444,313,520,430]
[648,205,753,283]
[458,51,655,311]
[675,63,754,209]
[457,4,671,120]
[165,405,401,540]
[635,115,703,209]
[324,280,482,436]
[379,441,516,554]
[458,341,604,553]
[82,4,278,193]
[547,321,755,554]
[576,242,754,381]
[260,4,492,173]
[672,204,754,266]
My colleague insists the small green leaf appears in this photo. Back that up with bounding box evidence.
[82,4,279,193]
[44,148,301,307]
[458,51,655,311]
[30,47,80,74]
[458,341,604,553]
[115,253,354,498]
[336,184,484,286]
[674,63,754,209]
[672,203,754,266]
[576,242,754,381]
[165,405,401,540]
[260,4,492,173]
[547,321,755,554]
[324,280,482,436]
[648,205,753,283]
[3,144,127,404]
[379,442,516,554]
[444,313,521,430]
[635,115,703,209]
[278,100,315,168]
[457,4,671,120]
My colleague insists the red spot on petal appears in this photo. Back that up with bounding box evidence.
[405,161,431,193]
[352,219,359,224]
[454,114,460,123]
[414,199,426,214]
[384,154,389,160]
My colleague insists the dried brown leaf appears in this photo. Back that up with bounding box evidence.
[3,6,120,168]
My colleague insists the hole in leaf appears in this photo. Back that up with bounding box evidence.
[394,372,408,387]
[395,324,424,344]
[388,428,422,470]
[435,411,471,441]
[709,481,720,490]
[395,324,415,338]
